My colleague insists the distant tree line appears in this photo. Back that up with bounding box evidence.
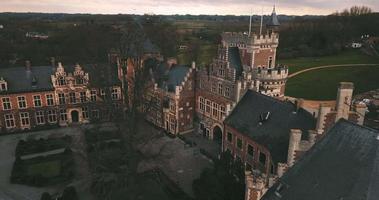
[278,6,379,58]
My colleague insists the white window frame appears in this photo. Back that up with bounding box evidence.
[2,97,12,110]
[35,111,45,125]
[46,94,54,106]
[33,95,42,107]
[17,96,27,109]
[20,112,30,127]
[58,93,66,105]
[4,114,15,128]
[47,110,57,123]
[60,109,67,121]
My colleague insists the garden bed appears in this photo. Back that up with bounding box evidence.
[11,149,74,187]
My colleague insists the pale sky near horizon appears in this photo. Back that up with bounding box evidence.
[0,0,378,16]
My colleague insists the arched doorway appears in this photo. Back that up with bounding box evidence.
[71,110,79,123]
[213,125,222,144]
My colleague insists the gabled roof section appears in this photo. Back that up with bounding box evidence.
[151,62,190,93]
[0,66,55,94]
[262,119,379,200]
[224,90,316,164]
[228,47,243,78]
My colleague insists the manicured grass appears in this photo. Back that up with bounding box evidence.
[285,65,379,100]
[279,50,379,74]
[27,160,61,178]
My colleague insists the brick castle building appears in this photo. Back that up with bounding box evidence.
[196,6,288,140]
[0,60,123,133]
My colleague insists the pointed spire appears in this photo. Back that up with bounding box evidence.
[267,5,280,27]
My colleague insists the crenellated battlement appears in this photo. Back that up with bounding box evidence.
[221,32,279,48]
[253,66,288,81]
[251,33,279,45]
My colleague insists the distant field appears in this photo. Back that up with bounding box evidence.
[279,50,379,74]
[285,65,379,100]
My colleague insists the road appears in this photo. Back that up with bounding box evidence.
[288,63,379,78]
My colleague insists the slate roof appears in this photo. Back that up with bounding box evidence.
[151,62,190,93]
[267,6,280,27]
[0,63,120,94]
[0,66,55,94]
[262,119,379,200]
[228,47,243,78]
[224,90,316,164]
[143,39,160,54]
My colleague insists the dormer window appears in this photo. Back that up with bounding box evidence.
[76,77,84,85]
[0,77,7,91]
[58,76,66,86]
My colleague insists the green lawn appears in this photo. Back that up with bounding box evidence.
[279,50,379,74]
[285,65,379,100]
[27,160,61,178]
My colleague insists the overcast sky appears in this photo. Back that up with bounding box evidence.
[0,0,378,15]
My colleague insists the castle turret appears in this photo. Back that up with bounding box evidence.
[266,6,280,34]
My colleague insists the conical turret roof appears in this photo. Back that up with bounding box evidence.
[267,6,280,26]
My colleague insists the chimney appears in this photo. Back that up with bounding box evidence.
[335,82,354,122]
[287,129,302,167]
[316,103,331,134]
[25,60,31,71]
[354,102,367,125]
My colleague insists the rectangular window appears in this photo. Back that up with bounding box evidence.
[219,69,225,76]
[0,83,6,91]
[82,107,89,119]
[248,145,254,157]
[4,114,15,128]
[58,93,66,105]
[227,132,233,142]
[111,88,119,100]
[17,96,27,109]
[33,95,42,107]
[35,111,45,125]
[46,94,54,106]
[100,89,106,99]
[69,92,76,104]
[2,97,12,110]
[20,112,30,126]
[80,92,87,103]
[199,97,205,111]
[237,138,242,149]
[47,110,57,123]
[211,83,216,93]
[220,106,226,119]
[90,90,97,102]
[225,87,230,97]
[170,102,175,112]
[212,102,218,118]
[218,83,223,95]
[259,152,267,165]
[205,100,211,114]
[60,109,67,121]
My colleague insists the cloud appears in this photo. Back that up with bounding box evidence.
[0,0,378,15]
